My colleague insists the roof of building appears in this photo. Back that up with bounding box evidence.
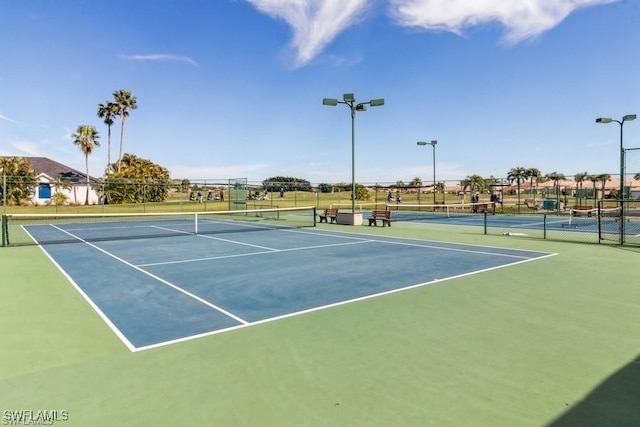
[1,156,98,182]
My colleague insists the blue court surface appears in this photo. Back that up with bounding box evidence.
[35,224,555,352]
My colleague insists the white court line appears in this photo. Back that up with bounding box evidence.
[36,224,556,352]
[49,225,249,325]
[284,227,538,259]
[151,225,193,235]
[135,251,558,352]
[372,239,535,259]
[137,239,373,267]
[300,227,554,255]
[20,225,136,351]
[198,234,279,251]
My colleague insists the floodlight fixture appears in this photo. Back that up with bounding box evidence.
[322,93,385,215]
[595,113,636,244]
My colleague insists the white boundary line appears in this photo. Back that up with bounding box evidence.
[137,239,373,267]
[36,244,137,352]
[135,252,557,352]
[48,225,250,336]
[29,223,557,353]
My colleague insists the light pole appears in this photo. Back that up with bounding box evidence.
[417,140,437,206]
[323,94,384,214]
[596,114,636,244]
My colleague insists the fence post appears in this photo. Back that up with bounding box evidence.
[483,211,487,234]
[1,214,5,247]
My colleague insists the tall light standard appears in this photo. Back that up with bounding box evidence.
[417,140,437,206]
[596,114,636,244]
[323,93,384,214]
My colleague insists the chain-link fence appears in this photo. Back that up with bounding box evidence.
[2,174,640,245]
[482,200,640,246]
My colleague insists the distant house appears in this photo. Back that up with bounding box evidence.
[1,156,100,205]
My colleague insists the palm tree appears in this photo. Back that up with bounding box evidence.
[50,177,73,210]
[573,171,588,207]
[460,174,486,202]
[635,172,640,181]
[525,168,542,204]
[544,171,566,211]
[97,101,119,170]
[72,125,100,205]
[0,156,37,205]
[587,174,599,205]
[113,89,138,172]
[598,173,611,200]
[507,167,527,213]
[409,177,423,202]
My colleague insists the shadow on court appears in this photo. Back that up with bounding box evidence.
[548,354,640,426]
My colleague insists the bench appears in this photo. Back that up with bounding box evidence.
[472,203,489,213]
[524,199,539,211]
[318,208,338,223]
[368,210,391,227]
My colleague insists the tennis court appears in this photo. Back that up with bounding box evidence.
[3,212,640,426]
[387,203,640,237]
[17,207,553,351]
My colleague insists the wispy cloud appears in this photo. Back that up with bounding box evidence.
[120,54,198,66]
[10,140,44,156]
[246,0,369,68]
[388,0,619,45]
[0,113,17,124]
[246,0,617,67]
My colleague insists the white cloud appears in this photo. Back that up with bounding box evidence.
[0,113,17,124]
[246,0,617,67]
[120,54,198,66]
[246,0,369,67]
[388,0,618,44]
[10,140,44,156]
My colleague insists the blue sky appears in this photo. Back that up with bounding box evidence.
[1,0,638,184]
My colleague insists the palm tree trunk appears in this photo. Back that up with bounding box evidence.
[85,155,90,205]
[118,117,126,172]
[107,124,111,169]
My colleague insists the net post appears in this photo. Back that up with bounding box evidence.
[597,201,602,242]
[2,173,6,217]
[483,211,487,235]
[543,214,547,240]
[313,207,317,226]
[1,214,6,247]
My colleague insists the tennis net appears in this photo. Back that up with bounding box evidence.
[567,206,621,227]
[385,202,495,221]
[1,206,317,246]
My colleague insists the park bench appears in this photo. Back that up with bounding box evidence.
[524,199,539,211]
[368,210,391,227]
[319,208,338,223]
[472,203,489,213]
